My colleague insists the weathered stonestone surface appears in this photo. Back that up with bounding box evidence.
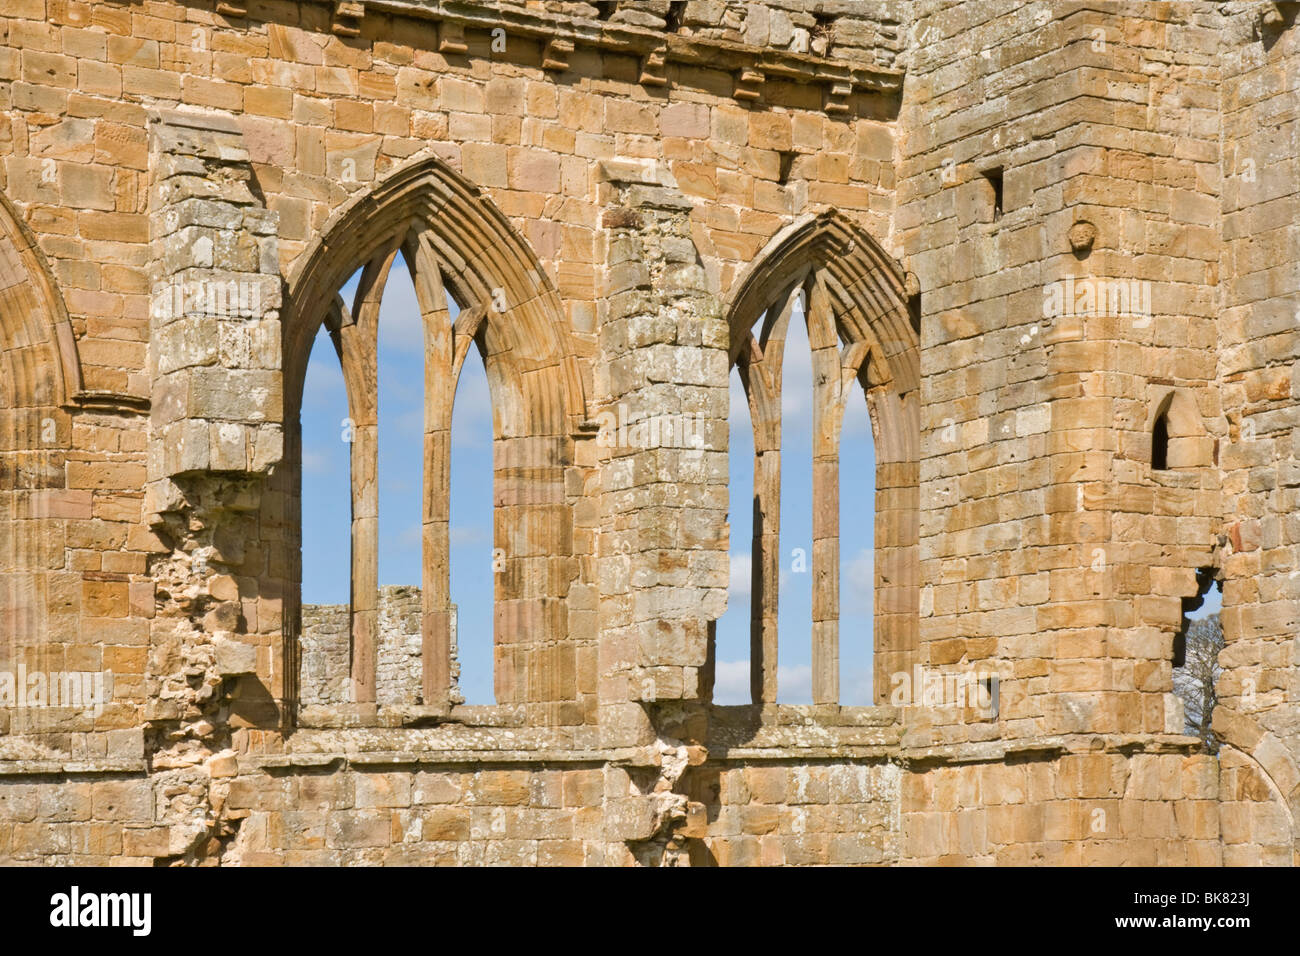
[301,587,460,708]
[0,0,1295,866]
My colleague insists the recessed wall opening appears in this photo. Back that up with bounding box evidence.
[1152,411,1170,471]
[664,1,686,32]
[778,150,797,184]
[982,167,1004,222]
[1173,569,1222,753]
[286,156,586,725]
[722,214,921,712]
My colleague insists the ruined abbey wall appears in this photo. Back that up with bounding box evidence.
[0,0,1296,865]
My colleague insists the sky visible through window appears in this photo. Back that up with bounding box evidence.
[300,259,496,704]
[301,263,879,708]
[712,297,877,705]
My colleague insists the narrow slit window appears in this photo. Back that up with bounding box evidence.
[777,292,814,705]
[982,167,1004,222]
[840,374,876,705]
[1152,412,1170,471]
[299,322,355,708]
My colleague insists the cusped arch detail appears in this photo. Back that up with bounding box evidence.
[724,209,919,464]
[284,153,587,433]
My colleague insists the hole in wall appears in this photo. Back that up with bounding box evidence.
[664,0,686,32]
[777,150,797,185]
[982,167,1004,222]
[1173,570,1222,753]
[1151,411,1170,471]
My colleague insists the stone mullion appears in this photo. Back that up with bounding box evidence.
[741,343,781,706]
[745,282,799,705]
[407,234,455,710]
[807,272,843,706]
[338,243,398,707]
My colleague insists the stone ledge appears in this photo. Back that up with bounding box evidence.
[0,759,147,776]
[254,749,614,770]
[900,733,1209,768]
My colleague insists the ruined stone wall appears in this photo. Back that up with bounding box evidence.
[1215,0,1300,866]
[0,0,1297,866]
[301,587,453,707]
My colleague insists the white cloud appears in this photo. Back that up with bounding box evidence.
[714,661,813,704]
[713,659,751,705]
[844,547,874,616]
[450,525,490,547]
[842,667,874,707]
[777,664,812,703]
[397,521,422,551]
[729,551,751,598]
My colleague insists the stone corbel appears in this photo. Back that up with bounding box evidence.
[639,46,668,87]
[333,1,365,37]
[825,79,853,116]
[543,37,574,72]
[733,66,764,102]
[215,1,247,16]
[438,20,469,54]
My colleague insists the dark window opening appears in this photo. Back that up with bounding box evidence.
[979,676,999,718]
[778,150,797,184]
[1152,412,1170,470]
[594,1,617,20]
[982,167,1004,222]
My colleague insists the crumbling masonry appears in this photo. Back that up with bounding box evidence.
[0,0,1297,865]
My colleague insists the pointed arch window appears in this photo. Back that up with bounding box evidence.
[723,213,920,707]
[282,157,586,725]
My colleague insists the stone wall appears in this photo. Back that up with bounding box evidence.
[0,0,1296,866]
[301,587,457,708]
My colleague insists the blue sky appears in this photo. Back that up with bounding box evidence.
[300,261,879,705]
